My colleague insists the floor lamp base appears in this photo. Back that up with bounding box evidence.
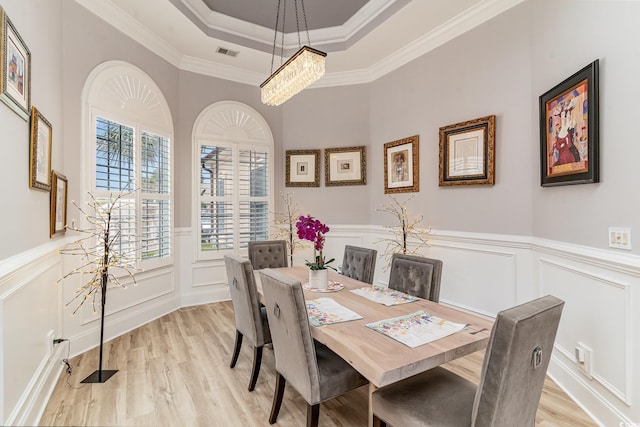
[81,369,118,383]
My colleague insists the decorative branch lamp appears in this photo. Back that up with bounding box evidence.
[260,0,326,106]
[59,192,138,383]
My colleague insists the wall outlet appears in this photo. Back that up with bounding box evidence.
[574,342,593,379]
[46,330,55,357]
[608,227,632,250]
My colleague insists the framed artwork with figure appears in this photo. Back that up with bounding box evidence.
[384,135,419,194]
[286,149,320,187]
[29,106,52,191]
[539,59,599,187]
[50,170,67,237]
[0,7,31,120]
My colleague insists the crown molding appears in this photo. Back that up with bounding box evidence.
[314,0,527,87]
[75,0,184,68]
[75,0,526,89]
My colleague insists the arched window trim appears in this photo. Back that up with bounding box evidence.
[82,61,174,270]
[192,100,275,261]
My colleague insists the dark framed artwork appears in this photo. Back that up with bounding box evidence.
[285,149,320,187]
[50,170,67,237]
[384,135,419,194]
[439,115,496,186]
[539,59,599,187]
[324,146,366,186]
[29,106,52,191]
[0,7,31,120]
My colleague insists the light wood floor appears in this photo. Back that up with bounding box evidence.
[41,301,597,426]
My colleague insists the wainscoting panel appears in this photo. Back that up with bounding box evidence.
[540,258,631,405]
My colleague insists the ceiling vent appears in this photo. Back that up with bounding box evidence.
[216,47,238,57]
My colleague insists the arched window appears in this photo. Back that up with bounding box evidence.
[193,101,274,260]
[83,61,174,269]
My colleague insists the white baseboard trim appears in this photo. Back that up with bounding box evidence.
[181,285,230,307]
[7,345,65,426]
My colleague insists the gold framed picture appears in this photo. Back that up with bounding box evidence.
[324,146,366,186]
[384,135,419,194]
[286,149,320,187]
[29,106,53,191]
[439,115,496,186]
[0,7,31,120]
[50,171,67,237]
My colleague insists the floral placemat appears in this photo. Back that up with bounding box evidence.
[306,297,363,326]
[366,310,467,348]
[303,281,344,293]
[350,286,418,306]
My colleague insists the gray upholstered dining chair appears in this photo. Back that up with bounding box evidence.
[259,268,368,427]
[372,295,565,427]
[224,255,272,392]
[341,245,377,284]
[248,240,288,270]
[388,253,443,302]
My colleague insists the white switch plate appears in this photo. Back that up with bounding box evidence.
[608,227,632,250]
[575,342,593,379]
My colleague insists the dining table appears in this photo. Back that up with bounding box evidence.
[255,266,494,427]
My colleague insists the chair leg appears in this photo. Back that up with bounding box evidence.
[248,345,263,391]
[269,373,286,424]
[372,414,387,427]
[230,330,243,368]
[306,404,320,427]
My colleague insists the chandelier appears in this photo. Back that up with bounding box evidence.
[260,0,327,106]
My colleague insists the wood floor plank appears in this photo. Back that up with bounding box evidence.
[40,301,597,426]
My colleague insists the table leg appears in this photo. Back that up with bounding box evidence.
[368,382,379,427]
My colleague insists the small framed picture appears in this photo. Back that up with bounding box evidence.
[439,115,496,186]
[286,149,320,187]
[325,146,366,186]
[0,7,31,120]
[30,106,53,191]
[50,171,67,237]
[384,135,419,194]
[539,60,599,187]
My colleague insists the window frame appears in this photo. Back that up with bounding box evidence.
[89,107,174,271]
[192,102,274,262]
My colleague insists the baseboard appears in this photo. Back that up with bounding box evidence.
[6,345,65,426]
[547,354,631,427]
[180,285,230,307]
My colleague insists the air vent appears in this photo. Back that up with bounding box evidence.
[216,47,238,57]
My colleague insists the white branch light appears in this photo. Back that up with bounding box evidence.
[261,46,326,106]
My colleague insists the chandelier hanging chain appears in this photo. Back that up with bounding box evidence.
[270,0,282,74]
[300,0,311,46]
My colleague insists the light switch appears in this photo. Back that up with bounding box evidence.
[608,227,632,250]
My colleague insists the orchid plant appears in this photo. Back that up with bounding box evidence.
[295,215,335,270]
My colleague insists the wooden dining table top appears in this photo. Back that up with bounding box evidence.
[255,266,493,388]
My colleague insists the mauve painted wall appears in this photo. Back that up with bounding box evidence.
[531,0,640,250]
[0,0,62,260]
[61,1,180,221]
[282,84,371,224]
[175,71,283,227]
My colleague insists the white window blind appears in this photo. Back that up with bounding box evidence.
[199,143,270,254]
[95,117,171,264]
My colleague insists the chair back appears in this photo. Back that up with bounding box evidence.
[259,269,321,403]
[248,240,288,270]
[472,295,564,426]
[388,253,443,302]
[342,245,377,284]
[224,255,268,346]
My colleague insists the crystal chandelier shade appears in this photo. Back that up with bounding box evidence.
[260,46,326,106]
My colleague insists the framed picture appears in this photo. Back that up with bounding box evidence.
[286,149,320,187]
[324,146,366,186]
[50,171,67,237]
[0,7,31,120]
[439,115,496,186]
[539,60,599,187]
[29,106,52,191]
[384,135,419,194]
